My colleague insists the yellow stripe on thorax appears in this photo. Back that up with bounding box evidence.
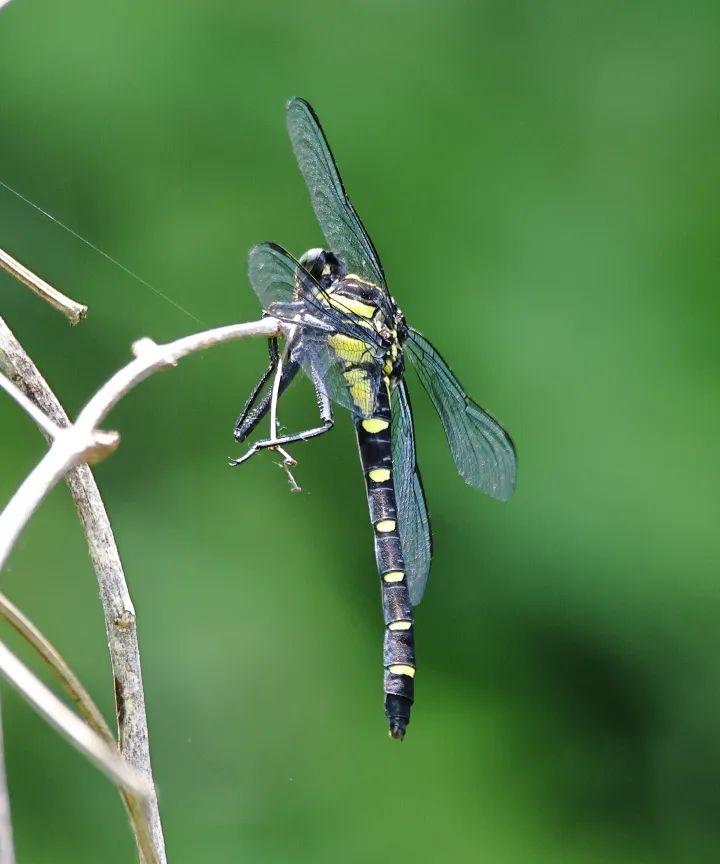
[327,294,376,319]
[327,333,373,363]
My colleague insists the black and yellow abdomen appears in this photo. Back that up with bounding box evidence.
[355,383,415,739]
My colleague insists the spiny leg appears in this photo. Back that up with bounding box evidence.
[234,337,281,441]
[229,366,334,467]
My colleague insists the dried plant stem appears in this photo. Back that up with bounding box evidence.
[0,639,147,795]
[0,246,87,325]
[0,592,166,863]
[0,316,280,573]
[0,592,114,746]
[0,691,14,864]
[0,314,282,862]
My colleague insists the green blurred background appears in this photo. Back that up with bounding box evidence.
[1,0,719,861]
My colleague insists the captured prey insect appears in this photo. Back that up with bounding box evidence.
[231,98,516,739]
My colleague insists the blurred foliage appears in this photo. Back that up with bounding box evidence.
[0,0,719,862]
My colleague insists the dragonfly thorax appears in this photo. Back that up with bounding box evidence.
[299,246,406,375]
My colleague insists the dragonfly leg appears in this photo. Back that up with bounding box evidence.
[235,338,280,440]
[229,371,334,467]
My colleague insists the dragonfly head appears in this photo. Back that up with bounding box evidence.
[298,248,346,290]
[395,306,409,344]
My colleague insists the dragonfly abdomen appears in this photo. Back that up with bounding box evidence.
[355,384,415,740]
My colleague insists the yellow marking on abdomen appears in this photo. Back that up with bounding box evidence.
[376,520,396,533]
[383,571,404,583]
[388,665,416,678]
[342,367,374,415]
[362,418,389,433]
[388,621,412,631]
[328,295,376,318]
[369,468,391,482]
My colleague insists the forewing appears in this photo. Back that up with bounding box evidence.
[286,98,387,291]
[392,380,432,605]
[295,331,383,418]
[247,241,302,309]
[405,329,516,501]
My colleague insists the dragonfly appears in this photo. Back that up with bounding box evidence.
[231,98,516,739]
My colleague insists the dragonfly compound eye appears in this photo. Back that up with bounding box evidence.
[298,248,346,289]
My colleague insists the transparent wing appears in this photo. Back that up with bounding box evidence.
[286,97,388,292]
[248,242,383,349]
[247,240,302,308]
[391,379,432,605]
[294,331,382,419]
[405,329,516,502]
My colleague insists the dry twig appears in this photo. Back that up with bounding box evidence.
[0,313,281,861]
[0,246,87,325]
[0,639,148,795]
[0,690,14,864]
